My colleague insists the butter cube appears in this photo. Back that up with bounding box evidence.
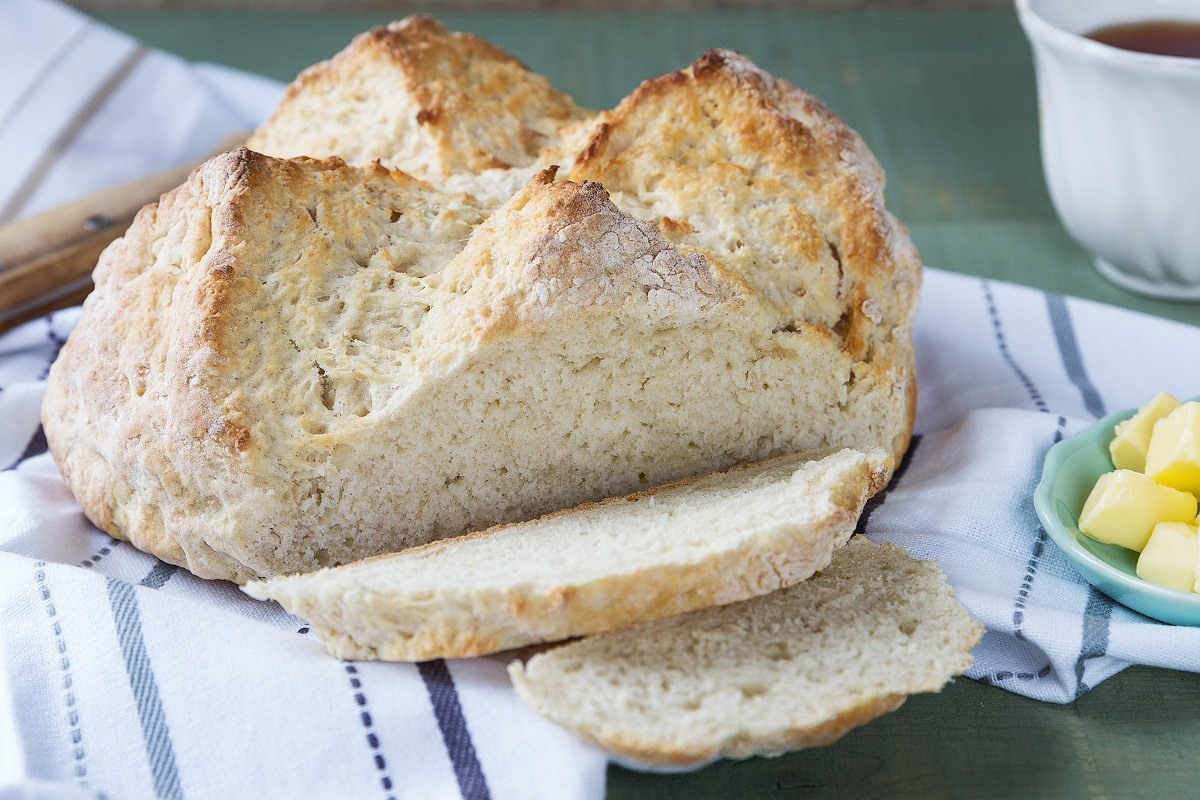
[1195,534,1200,593]
[1136,522,1198,592]
[1078,469,1198,551]
[1110,392,1180,472]
[1146,402,1200,495]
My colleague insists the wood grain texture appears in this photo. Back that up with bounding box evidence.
[0,132,246,333]
[84,9,1200,798]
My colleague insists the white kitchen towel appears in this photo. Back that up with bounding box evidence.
[2,1,1200,798]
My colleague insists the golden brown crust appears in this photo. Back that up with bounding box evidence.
[43,148,493,581]
[247,14,587,182]
[568,47,920,364]
[45,19,920,583]
[560,48,920,473]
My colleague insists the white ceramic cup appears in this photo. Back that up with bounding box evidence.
[1017,0,1200,301]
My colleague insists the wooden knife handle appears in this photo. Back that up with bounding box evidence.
[0,132,248,334]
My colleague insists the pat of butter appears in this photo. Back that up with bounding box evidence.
[1136,522,1198,592]
[1078,469,1198,552]
[1110,392,1180,472]
[1146,402,1200,495]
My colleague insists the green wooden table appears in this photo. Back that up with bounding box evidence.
[98,9,1200,798]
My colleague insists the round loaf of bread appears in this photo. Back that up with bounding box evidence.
[43,17,921,582]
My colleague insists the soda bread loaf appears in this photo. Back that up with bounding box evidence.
[43,17,921,582]
[509,537,983,769]
[244,448,888,660]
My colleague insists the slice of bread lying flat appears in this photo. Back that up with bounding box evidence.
[509,537,983,770]
[44,16,920,583]
[244,448,889,661]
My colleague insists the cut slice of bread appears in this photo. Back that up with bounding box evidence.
[244,448,889,661]
[508,537,983,770]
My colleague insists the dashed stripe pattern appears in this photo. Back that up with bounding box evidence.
[80,539,118,569]
[982,280,1049,413]
[1040,292,1119,695]
[1074,588,1115,697]
[980,663,1054,685]
[1013,416,1067,639]
[34,562,89,785]
[344,664,396,800]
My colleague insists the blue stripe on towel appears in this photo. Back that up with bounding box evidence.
[106,577,184,799]
[418,659,492,800]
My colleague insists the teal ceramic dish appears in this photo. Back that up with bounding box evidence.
[1033,396,1200,626]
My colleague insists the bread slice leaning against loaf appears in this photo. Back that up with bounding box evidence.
[244,447,889,661]
[509,537,983,770]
